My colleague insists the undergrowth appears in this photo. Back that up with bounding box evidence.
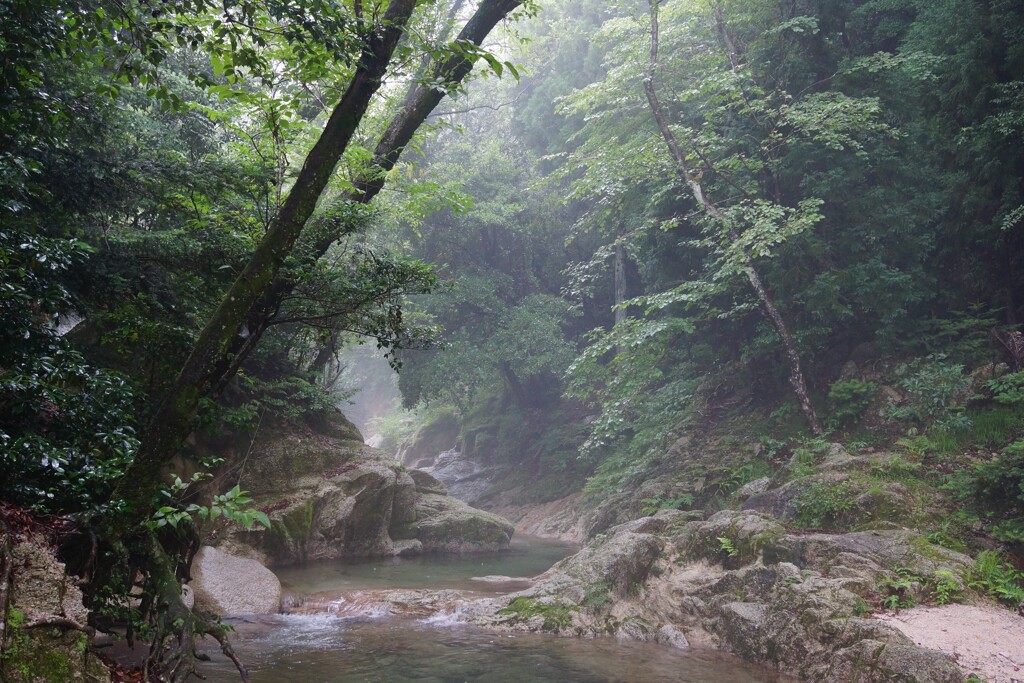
[967,551,1024,607]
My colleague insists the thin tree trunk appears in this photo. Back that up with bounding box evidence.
[643,0,823,435]
[614,230,626,355]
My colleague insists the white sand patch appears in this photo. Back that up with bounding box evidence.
[876,604,1024,683]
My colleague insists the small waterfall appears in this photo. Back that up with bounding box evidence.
[284,590,395,617]
[421,605,469,626]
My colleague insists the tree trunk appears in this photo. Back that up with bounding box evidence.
[226,0,525,393]
[109,0,525,525]
[614,230,627,355]
[500,361,529,412]
[614,233,626,328]
[109,0,418,527]
[643,0,823,435]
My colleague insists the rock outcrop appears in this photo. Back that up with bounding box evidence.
[402,492,514,553]
[397,411,460,468]
[0,531,108,683]
[207,411,513,567]
[468,510,970,683]
[420,448,509,504]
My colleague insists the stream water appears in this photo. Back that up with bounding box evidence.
[199,536,791,682]
[274,535,574,595]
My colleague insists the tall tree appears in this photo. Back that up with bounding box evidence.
[75,1,528,679]
[643,0,822,433]
[111,0,525,529]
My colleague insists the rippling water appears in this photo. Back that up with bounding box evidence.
[199,615,790,682]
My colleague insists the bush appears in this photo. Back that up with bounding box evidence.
[969,439,1024,544]
[887,355,972,431]
[988,371,1024,406]
[967,551,1024,607]
[791,480,855,529]
[827,379,877,428]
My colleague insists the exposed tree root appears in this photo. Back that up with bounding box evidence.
[0,522,13,644]
[68,522,247,683]
[24,616,94,634]
[139,532,249,683]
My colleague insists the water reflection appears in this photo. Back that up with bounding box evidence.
[275,535,577,596]
[199,535,791,682]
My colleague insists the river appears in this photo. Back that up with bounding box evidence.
[199,536,791,682]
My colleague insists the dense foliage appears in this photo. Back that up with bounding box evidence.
[1,0,527,678]
[3,0,1024,677]
[376,0,1024,549]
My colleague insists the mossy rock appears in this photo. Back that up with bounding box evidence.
[684,510,785,568]
[541,524,663,598]
[0,626,107,683]
[213,409,514,565]
[1,534,107,683]
[408,469,448,495]
[411,493,514,552]
[497,596,576,632]
[304,409,363,444]
[265,499,316,561]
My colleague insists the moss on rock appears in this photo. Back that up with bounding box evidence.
[497,596,576,632]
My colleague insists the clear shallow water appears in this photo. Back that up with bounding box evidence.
[198,536,791,682]
[275,535,578,596]
[199,615,790,683]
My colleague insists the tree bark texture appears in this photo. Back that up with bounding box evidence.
[643,0,823,435]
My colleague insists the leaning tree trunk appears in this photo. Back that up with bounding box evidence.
[224,0,525,388]
[92,2,517,680]
[642,0,823,435]
[112,0,524,528]
[108,0,418,527]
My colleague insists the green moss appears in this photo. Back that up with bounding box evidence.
[0,615,98,683]
[267,499,316,557]
[908,533,946,562]
[582,583,612,611]
[282,499,315,539]
[790,480,856,529]
[497,596,576,632]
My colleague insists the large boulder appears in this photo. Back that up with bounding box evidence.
[401,493,515,553]
[190,546,282,615]
[469,510,968,682]
[206,411,513,566]
[408,469,448,495]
